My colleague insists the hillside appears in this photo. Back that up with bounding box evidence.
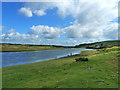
[74,40,120,48]
[0,40,119,52]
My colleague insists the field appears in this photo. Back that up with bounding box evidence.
[2,46,119,88]
[0,44,66,52]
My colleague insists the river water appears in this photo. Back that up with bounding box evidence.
[1,48,91,67]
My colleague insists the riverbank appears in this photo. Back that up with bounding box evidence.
[2,46,119,88]
[0,44,67,52]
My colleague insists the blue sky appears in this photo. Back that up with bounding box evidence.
[1,1,118,46]
[2,2,74,33]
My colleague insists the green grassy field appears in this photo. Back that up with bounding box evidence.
[0,44,66,52]
[2,46,119,88]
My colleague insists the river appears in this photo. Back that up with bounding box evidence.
[1,48,91,67]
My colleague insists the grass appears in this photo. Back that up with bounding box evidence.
[2,46,119,88]
[0,44,67,52]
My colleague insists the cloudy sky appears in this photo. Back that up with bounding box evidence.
[1,0,118,46]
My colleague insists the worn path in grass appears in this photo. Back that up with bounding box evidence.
[2,47,119,88]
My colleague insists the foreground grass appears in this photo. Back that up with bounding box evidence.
[0,44,66,52]
[2,47,119,88]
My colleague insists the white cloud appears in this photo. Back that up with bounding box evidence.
[64,22,118,40]
[30,25,64,39]
[103,23,118,40]
[1,22,118,45]
[19,1,118,40]
[64,24,103,40]
[33,10,46,16]
[3,0,118,45]
[19,7,33,17]
[19,1,118,19]
[2,29,41,43]
[19,2,51,17]
[1,28,78,46]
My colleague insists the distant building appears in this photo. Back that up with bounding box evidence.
[95,45,101,49]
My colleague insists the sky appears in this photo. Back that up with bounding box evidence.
[0,0,119,46]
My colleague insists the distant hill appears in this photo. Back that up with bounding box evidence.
[0,40,120,50]
[74,40,120,48]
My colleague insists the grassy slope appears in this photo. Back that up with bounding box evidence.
[94,40,119,46]
[76,40,120,48]
[0,44,66,52]
[2,47,119,88]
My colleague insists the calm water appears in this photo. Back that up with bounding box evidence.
[1,48,91,67]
